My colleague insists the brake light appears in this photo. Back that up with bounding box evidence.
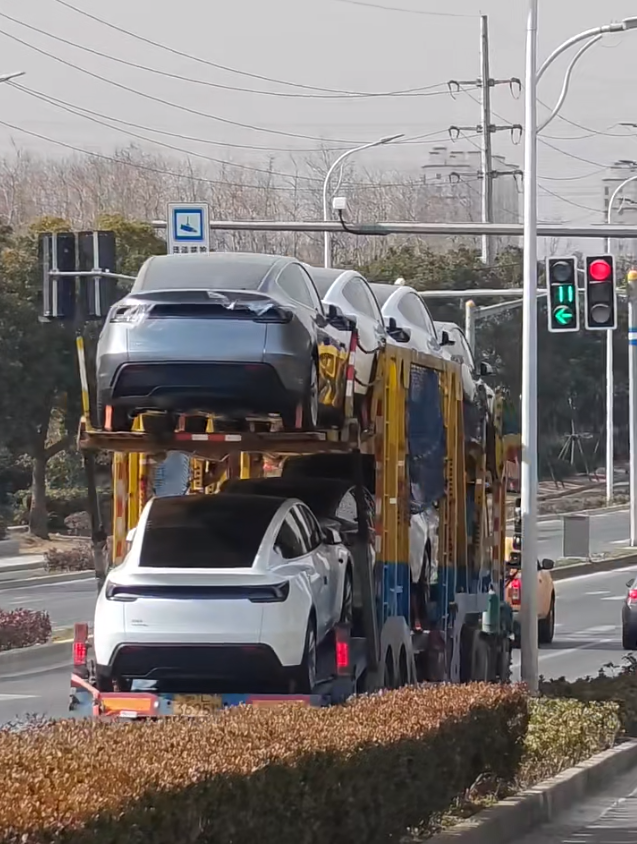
[628,589,637,604]
[73,641,87,666]
[110,303,151,323]
[336,640,349,672]
[509,577,521,606]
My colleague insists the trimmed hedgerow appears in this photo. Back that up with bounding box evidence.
[541,656,637,737]
[0,608,51,651]
[43,545,93,573]
[0,684,528,844]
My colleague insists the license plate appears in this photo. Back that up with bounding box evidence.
[171,694,223,716]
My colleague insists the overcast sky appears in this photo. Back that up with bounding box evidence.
[1,0,637,249]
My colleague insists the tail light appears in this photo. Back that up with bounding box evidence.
[509,577,521,606]
[628,589,637,605]
[109,303,152,323]
[335,625,350,675]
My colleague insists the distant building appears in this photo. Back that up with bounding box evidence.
[602,160,637,262]
[419,146,521,254]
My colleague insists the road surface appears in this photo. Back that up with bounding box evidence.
[517,760,637,844]
[1,561,635,724]
[0,577,95,630]
[538,509,629,562]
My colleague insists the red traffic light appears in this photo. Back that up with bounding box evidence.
[589,259,612,282]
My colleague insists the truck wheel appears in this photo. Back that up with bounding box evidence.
[295,618,317,694]
[538,596,555,645]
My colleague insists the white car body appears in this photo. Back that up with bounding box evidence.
[435,321,495,408]
[304,267,386,398]
[369,283,444,361]
[94,493,351,690]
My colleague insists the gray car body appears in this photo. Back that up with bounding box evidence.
[96,252,347,422]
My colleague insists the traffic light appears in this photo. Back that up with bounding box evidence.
[78,231,117,320]
[584,254,617,330]
[546,256,579,333]
[39,232,76,321]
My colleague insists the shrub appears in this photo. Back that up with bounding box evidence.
[63,511,91,536]
[43,545,93,573]
[12,487,111,533]
[541,657,637,736]
[0,608,51,651]
[520,698,620,784]
[0,684,528,844]
[0,516,6,541]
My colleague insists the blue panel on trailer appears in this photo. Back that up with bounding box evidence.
[408,365,445,511]
[381,561,410,623]
[153,452,190,497]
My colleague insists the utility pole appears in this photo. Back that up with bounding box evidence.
[628,269,637,546]
[480,15,495,267]
[448,16,522,267]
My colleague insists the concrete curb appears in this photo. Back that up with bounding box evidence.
[0,640,72,678]
[0,570,94,591]
[552,552,637,581]
[0,539,20,559]
[430,739,637,844]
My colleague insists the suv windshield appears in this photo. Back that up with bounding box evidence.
[139,495,281,568]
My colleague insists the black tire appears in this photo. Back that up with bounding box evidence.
[339,568,354,626]
[284,361,319,431]
[295,617,318,694]
[183,416,208,434]
[538,596,555,645]
[142,412,178,437]
[622,626,637,650]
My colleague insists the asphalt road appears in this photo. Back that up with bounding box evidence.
[538,509,629,562]
[1,561,635,724]
[0,577,96,631]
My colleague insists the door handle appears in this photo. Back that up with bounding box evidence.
[323,576,328,585]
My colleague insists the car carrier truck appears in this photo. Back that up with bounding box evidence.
[68,331,515,719]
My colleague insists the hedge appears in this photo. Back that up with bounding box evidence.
[43,545,93,573]
[541,656,637,736]
[0,608,51,651]
[0,686,621,844]
[0,684,528,844]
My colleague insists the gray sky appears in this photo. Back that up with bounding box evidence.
[1,0,636,244]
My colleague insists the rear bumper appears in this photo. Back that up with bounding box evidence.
[100,643,290,689]
[99,360,300,416]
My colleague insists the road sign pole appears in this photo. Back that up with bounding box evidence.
[628,270,637,546]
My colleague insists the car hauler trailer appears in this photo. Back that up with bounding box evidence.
[69,338,513,719]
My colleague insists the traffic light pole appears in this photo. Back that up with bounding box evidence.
[628,271,637,547]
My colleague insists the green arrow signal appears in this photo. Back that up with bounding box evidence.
[554,305,574,326]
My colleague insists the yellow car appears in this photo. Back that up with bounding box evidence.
[504,536,556,645]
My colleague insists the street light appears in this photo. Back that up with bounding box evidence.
[322,133,404,268]
[521,10,637,693]
[0,71,25,84]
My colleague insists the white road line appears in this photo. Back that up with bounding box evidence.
[585,590,611,596]
[0,694,38,701]
[601,596,626,601]
[511,635,617,669]
[555,565,636,586]
[611,539,629,545]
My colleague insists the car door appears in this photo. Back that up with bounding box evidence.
[278,263,349,411]
[341,277,385,391]
[273,509,327,621]
[397,292,442,357]
[292,503,337,635]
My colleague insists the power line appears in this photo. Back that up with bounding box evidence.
[50,0,436,96]
[11,81,456,155]
[0,10,445,100]
[539,184,601,214]
[11,82,442,190]
[328,0,476,16]
[0,27,367,145]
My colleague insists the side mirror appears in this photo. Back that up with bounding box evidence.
[385,317,411,344]
[540,558,555,571]
[327,303,356,332]
[322,526,342,546]
[440,330,454,347]
[126,527,136,544]
[627,580,634,589]
[479,361,493,377]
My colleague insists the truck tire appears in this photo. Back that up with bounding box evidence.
[295,618,317,694]
[538,595,555,645]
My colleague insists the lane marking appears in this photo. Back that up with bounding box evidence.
[0,694,38,701]
[601,596,626,601]
[511,635,617,669]
[585,590,611,596]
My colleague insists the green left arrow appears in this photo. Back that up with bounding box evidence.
[554,305,573,326]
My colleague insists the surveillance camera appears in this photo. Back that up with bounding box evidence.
[332,196,347,212]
